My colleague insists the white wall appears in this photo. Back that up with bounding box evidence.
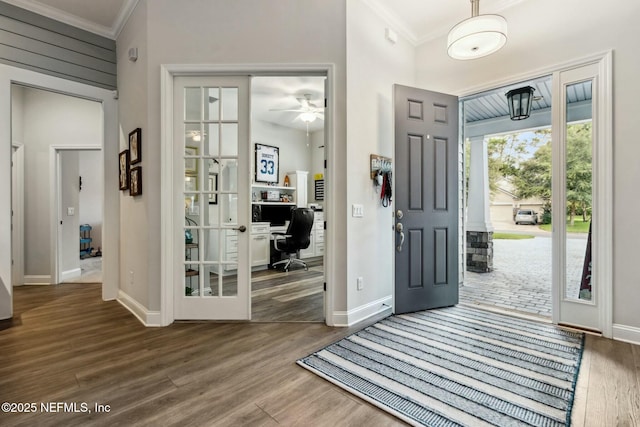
[117,0,149,306]
[414,0,640,331]
[79,150,103,251]
[251,119,312,184]
[117,0,347,314]
[345,0,415,317]
[18,87,101,281]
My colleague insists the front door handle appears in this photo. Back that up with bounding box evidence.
[233,225,247,233]
[396,222,405,252]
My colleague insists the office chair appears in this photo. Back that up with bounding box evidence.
[272,208,314,271]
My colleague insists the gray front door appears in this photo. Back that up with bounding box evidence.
[394,84,459,314]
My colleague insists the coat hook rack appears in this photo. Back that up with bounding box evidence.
[370,154,392,179]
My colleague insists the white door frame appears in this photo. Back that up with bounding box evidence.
[459,51,612,337]
[160,63,335,326]
[0,66,119,319]
[11,142,24,288]
[50,146,102,284]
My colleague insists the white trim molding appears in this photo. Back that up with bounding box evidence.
[331,295,393,327]
[118,290,162,327]
[60,268,81,282]
[612,324,640,346]
[160,63,335,327]
[23,275,51,285]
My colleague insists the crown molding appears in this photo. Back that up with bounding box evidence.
[2,0,139,40]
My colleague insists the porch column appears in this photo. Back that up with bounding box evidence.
[466,136,494,272]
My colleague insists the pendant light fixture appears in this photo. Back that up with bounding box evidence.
[506,86,535,120]
[447,0,507,60]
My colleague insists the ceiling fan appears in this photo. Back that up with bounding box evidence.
[270,94,325,124]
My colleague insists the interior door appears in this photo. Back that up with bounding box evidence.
[173,76,250,320]
[394,84,459,314]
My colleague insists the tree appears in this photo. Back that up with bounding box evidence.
[565,123,592,225]
[512,123,592,226]
[514,140,552,202]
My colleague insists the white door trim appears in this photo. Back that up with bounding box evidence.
[457,51,613,338]
[160,63,335,326]
[551,55,613,337]
[0,65,119,314]
[11,142,24,288]
[50,145,101,284]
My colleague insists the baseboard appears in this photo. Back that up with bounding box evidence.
[612,323,640,346]
[23,275,52,285]
[60,268,81,282]
[331,295,393,327]
[117,290,162,327]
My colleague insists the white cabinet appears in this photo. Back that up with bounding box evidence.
[299,231,315,259]
[286,171,308,207]
[251,222,270,267]
[224,230,238,272]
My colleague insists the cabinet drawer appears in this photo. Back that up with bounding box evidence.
[315,230,324,243]
[226,238,238,253]
[315,244,324,255]
[315,221,324,230]
[251,224,270,234]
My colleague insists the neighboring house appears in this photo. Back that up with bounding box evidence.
[0,0,638,343]
[491,178,544,224]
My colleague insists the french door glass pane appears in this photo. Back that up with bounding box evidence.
[205,123,219,156]
[182,84,240,302]
[564,81,593,301]
[184,87,201,120]
[221,124,238,156]
[204,88,220,120]
[221,88,238,120]
[222,272,238,296]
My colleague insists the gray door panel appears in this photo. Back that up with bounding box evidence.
[394,84,459,314]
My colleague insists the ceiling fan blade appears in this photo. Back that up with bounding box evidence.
[269,108,305,112]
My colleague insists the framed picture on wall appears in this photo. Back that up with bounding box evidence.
[255,143,279,184]
[130,166,142,196]
[119,149,130,190]
[129,128,142,164]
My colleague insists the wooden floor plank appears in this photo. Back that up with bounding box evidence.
[1,283,639,426]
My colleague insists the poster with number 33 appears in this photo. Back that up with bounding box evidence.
[255,143,279,184]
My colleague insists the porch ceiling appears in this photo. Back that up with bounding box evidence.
[463,77,593,137]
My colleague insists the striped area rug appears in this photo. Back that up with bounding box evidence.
[297,305,584,426]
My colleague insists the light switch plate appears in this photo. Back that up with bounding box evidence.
[352,204,364,218]
[67,207,75,216]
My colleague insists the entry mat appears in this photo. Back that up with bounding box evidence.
[298,305,584,426]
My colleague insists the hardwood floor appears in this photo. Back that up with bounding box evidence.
[251,258,324,322]
[1,284,639,427]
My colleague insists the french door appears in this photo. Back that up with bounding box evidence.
[173,76,250,320]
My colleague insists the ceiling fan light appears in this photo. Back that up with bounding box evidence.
[300,112,317,123]
[447,14,507,60]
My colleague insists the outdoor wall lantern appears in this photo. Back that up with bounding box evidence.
[506,86,535,120]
